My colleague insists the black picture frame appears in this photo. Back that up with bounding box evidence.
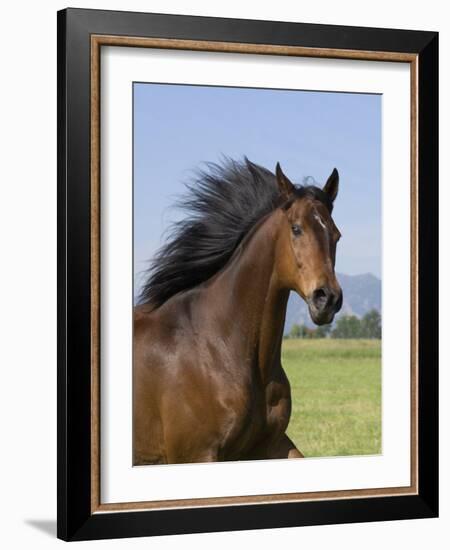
[57,7,438,542]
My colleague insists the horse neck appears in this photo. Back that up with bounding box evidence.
[208,209,289,384]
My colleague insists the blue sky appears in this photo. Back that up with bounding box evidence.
[134,83,381,295]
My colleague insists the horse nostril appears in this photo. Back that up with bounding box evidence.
[312,287,329,309]
[312,287,342,311]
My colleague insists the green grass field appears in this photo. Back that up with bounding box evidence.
[282,339,381,458]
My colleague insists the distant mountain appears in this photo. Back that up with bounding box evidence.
[284,273,381,334]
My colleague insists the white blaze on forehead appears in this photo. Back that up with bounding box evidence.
[313,212,327,230]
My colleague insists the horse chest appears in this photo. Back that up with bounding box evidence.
[262,378,292,435]
[219,374,291,459]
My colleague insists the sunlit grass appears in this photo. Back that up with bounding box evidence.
[282,339,381,457]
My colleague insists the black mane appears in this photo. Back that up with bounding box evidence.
[139,158,332,307]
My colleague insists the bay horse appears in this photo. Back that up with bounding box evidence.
[134,159,342,465]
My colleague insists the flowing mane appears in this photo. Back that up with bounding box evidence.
[139,158,333,307]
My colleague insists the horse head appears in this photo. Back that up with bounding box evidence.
[274,163,343,325]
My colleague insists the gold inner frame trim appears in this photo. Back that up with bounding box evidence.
[90,34,419,514]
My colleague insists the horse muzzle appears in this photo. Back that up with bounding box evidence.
[307,286,343,326]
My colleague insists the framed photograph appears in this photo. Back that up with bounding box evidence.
[57,8,438,541]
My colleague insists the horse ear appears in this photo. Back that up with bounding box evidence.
[323,168,339,202]
[275,162,295,200]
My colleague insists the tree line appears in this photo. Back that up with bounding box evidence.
[286,309,381,339]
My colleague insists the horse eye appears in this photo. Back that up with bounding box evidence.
[291,224,302,236]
